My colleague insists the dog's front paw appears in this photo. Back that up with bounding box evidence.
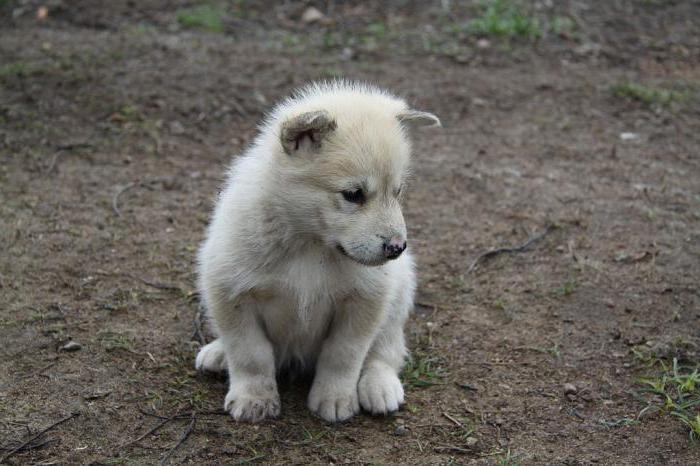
[195,339,227,373]
[224,380,280,422]
[308,378,360,423]
[358,365,404,415]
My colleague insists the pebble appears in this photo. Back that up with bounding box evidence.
[62,341,82,352]
[476,38,491,49]
[466,436,478,447]
[339,47,354,61]
[301,7,325,24]
[563,383,577,396]
[619,132,640,141]
[393,425,408,436]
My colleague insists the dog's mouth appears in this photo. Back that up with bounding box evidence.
[335,244,386,267]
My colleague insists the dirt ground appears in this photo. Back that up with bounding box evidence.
[1,1,699,464]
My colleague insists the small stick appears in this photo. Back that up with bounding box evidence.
[466,225,556,274]
[45,152,64,174]
[111,177,174,218]
[158,413,196,466]
[138,407,173,420]
[138,407,227,420]
[0,438,56,453]
[127,274,182,292]
[443,412,463,427]
[120,416,177,449]
[434,444,473,454]
[45,143,93,174]
[22,362,56,380]
[112,182,137,218]
[56,142,93,151]
[0,413,79,464]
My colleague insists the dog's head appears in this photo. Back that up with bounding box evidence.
[271,84,440,266]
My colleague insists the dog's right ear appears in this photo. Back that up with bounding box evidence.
[397,109,441,128]
[280,110,337,155]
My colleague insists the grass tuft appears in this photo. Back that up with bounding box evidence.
[555,279,577,296]
[176,5,225,33]
[599,417,639,428]
[98,330,135,352]
[467,0,542,38]
[496,448,523,465]
[611,82,689,106]
[634,358,700,441]
[401,353,445,388]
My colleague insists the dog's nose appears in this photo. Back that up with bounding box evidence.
[383,236,407,259]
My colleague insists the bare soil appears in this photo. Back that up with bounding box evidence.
[1,1,699,464]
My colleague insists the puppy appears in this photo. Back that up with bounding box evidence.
[195,81,440,422]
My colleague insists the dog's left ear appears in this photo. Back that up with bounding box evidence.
[280,110,337,155]
[397,109,441,128]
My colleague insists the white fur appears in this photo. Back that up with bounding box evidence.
[195,81,438,422]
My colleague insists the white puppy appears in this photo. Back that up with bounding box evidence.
[195,81,440,423]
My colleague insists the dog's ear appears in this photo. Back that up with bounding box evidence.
[280,110,337,155]
[397,109,441,128]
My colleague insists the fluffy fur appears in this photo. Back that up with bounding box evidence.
[195,81,439,422]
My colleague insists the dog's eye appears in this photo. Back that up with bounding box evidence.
[342,188,365,204]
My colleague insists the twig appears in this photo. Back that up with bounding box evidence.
[434,444,473,454]
[139,407,172,420]
[127,274,182,292]
[0,413,79,464]
[137,407,227,420]
[45,152,64,175]
[158,413,196,466]
[56,142,93,151]
[122,409,223,456]
[111,177,174,218]
[0,438,56,453]
[45,143,93,174]
[22,362,56,380]
[112,182,138,218]
[443,412,463,427]
[466,225,556,274]
[120,415,178,449]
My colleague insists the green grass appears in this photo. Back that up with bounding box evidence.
[0,61,49,80]
[467,0,542,38]
[176,5,225,32]
[98,330,135,352]
[449,274,468,290]
[495,448,523,466]
[0,62,31,78]
[401,353,445,388]
[493,296,508,310]
[534,343,561,359]
[634,358,700,441]
[599,417,639,429]
[555,279,577,296]
[611,82,689,106]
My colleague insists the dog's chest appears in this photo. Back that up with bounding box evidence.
[257,250,352,363]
